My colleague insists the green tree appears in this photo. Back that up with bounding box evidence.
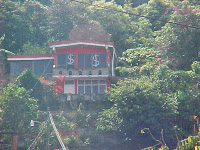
[115,46,200,137]
[191,61,200,74]
[21,42,50,54]
[16,69,60,110]
[132,0,171,31]
[154,1,200,70]
[47,0,74,41]
[0,49,10,90]
[0,0,32,53]
[15,69,44,103]
[97,78,177,138]
[21,1,49,47]
[0,84,38,133]
[0,0,49,54]
[87,1,137,55]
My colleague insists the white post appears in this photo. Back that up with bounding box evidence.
[112,47,115,76]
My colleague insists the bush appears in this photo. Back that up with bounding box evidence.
[97,77,178,140]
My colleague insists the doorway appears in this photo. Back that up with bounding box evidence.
[64,80,75,94]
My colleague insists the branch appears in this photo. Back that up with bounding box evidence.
[142,128,162,145]
[161,129,166,146]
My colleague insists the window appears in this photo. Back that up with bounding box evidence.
[65,80,74,84]
[78,80,106,94]
[10,61,33,75]
[79,71,82,75]
[88,70,92,75]
[78,86,84,94]
[99,80,106,94]
[57,53,74,69]
[57,53,65,67]
[69,71,73,76]
[66,53,74,69]
[34,60,53,74]
[78,53,92,69]
[100,80,106,84]
[92,53,107,68]
[78,53,107,70]
[10,61,21,75]
[85,86,91,94]
[99,53,107,67]
[100,85,106,94]
[45,60,54,73]
[93,85,98,93]
[10,59,53,75]
[59,71,62,75]
[78,80,84,94]
[78,80,84,85]
[21,61,33,72]
[98,70,102,75]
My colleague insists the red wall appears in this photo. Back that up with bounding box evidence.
[74,79,78,94]
[54,47,108,69]
[56,47,106,54]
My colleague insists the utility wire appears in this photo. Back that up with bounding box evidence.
[71,0,200,30]
[32,55,53,90]
[27,122,47,150]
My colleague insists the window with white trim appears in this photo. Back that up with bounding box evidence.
[57,53,74,69]
[10,60,53,75]
[78,80,106,94]
[78,53,107,69]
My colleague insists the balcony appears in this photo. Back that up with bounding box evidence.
[53,67,111,78]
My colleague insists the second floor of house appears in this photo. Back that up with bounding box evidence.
[7,40,117,80]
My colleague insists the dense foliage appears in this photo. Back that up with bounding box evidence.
[15,69,60,110]
[97,78,177,136]
[98,47,199,148]
[0,0,199,69]
[0,0,199,149]
[0,50,10,90]
[0,85,38,133]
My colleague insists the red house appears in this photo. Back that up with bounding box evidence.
[50,39,117,94]
[7,40,117,97]
[7,25,118,99]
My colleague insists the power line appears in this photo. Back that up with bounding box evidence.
[32,54,53,90]
[71,0,200,30]
[27,122,47,150]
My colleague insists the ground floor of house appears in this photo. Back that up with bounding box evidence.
[54,77,111,95]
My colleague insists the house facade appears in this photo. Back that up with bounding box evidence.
[7,40,117,97]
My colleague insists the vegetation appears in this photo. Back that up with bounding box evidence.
[0,0,199,149]
[98,47,199,148]
[15,69,60,110]
[0,84,38,133]
[0,50,9,90]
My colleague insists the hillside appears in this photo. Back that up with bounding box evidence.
[0,0,199,149]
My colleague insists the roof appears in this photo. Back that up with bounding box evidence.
[49,40,114,50]
[50,40,114,46]
[7,54,54,61]
[0,49,15,55]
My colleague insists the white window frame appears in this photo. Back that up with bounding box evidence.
[78,80,106,94]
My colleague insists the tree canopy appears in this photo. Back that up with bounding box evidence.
[0,0,199,149]
[0,85,38,133]
[0,0,199,70]
[98,46,199,148]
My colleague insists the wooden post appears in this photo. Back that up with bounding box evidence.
[12,135,18,150]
